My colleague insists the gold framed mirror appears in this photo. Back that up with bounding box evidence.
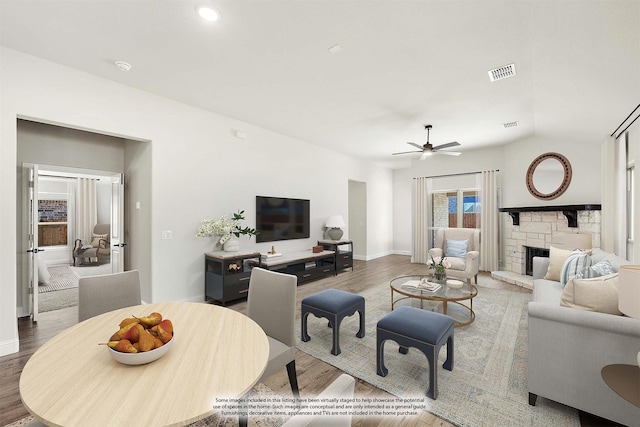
[526,152,572,200]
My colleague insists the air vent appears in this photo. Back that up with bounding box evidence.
[503,121,519,128]
[488,63,516,82]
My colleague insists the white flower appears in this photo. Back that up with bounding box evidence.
[196,210,258,247]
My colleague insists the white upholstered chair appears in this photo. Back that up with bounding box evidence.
[72,223,111,266]
[281,374,355,427]
[78,270,142,322]
[429,228,480,284]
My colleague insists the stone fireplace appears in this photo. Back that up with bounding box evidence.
[500,205,601,276]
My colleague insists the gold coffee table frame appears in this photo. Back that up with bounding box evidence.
[390,275,478,327]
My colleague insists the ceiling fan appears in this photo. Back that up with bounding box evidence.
[392,125,461,160]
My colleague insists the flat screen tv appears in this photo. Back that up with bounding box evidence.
[256,196,310,243]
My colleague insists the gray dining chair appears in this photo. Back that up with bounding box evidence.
[240,267,299,427]
[78,270,141,322]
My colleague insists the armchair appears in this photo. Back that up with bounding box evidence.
[72,224,111,266]
[428,228,480,284]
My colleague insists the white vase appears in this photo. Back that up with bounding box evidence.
[223,236,240,252]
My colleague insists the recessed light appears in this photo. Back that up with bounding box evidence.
[197,5,219,22]
[115,61,132,72]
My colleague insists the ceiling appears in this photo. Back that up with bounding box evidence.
[1,0,638,167]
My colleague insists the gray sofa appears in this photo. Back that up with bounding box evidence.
[528,253,640,427]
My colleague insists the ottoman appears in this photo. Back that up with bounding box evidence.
[376,306,454,399]
[301,289,365,355]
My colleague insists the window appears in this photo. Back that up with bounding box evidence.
[431,189,480,246]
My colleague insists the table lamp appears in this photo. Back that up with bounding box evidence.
[325,215,346,240]
[618,265,640,366]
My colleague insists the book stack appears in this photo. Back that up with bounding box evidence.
[402,280,441,292]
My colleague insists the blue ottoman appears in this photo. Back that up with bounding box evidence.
[301,289,365,355]
[376,306,454,399]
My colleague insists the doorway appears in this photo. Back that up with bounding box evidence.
[348,180,367,259]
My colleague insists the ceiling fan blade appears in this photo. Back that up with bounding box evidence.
[433,141,460,150]
[407,142,424,150]
[435,151,462,156]
[392,150,422,156]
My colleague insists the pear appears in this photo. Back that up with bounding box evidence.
[137,329,156,352]
[151,323,172,344]
[157,319,173,335]
[136,312,162,328]
[119,317,140,328]
[153,337,164,349]
[114,339,137,353]
[121,323,145,343]
[110,321,139,341]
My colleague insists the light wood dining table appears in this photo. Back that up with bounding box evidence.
[20,301,269,426]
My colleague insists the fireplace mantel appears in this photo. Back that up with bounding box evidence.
[499,204,601,227]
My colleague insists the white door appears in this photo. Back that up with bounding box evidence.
[24,164,40,322]
[110,173,125,272]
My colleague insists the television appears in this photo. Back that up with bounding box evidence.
[256,196,310,243]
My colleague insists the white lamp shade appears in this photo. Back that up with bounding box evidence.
[618,265,640,319]
[326,215,346,228]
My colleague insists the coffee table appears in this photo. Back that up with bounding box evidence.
[390,275,478,327]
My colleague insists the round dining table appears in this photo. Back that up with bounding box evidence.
[20,301,269,426]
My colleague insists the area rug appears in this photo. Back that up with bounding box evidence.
[71,262,112,277]
[296,282,580,427]
[38,287,78,312]
[38,265,77,293]
[5,383,287,427]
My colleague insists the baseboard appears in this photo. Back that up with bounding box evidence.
[0,337,20,357]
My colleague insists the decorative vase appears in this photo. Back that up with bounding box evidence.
[223,236,239,252]
[434,269,446,281]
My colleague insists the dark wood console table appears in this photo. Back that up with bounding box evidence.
[205,250,261,305]
[250,250,336,284]
[318,239,354,273]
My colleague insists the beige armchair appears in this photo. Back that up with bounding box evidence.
[72,224,110,266]
[429,228,480,284]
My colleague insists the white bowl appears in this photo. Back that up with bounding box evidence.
[108,336,173,365]
[446,279,464,289]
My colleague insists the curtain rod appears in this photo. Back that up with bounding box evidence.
[413,169,499,180]
[610,103,640,138]
[39,174,101,181]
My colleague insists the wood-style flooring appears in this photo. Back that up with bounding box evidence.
[0,254,621,426]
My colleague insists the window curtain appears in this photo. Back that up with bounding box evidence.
[477,170,499,271]
[75,178,97,245]
[601,135,627,255]
[412,177,433,263]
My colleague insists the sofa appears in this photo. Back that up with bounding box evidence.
[528,249,640,427]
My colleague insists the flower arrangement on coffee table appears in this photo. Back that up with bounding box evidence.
[428,255,451,281]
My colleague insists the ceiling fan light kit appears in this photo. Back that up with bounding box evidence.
[392,124,461,159]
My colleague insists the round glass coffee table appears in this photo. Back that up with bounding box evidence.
[390,275,478,327]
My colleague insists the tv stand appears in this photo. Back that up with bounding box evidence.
[249,250,336,284]
[318,239,353,273]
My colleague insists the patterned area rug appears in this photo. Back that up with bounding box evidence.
[6,384,286,427]
[296,282,580,427]
[38,265,77,293]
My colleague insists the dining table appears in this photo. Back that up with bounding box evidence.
[19,301,269,426]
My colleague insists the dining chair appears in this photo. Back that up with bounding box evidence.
[240,267,299,427]
[281,374,355,427]
[78,270,142,322]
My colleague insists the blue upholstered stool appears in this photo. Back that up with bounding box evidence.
[301,289,365,355]
[376,306,454,399]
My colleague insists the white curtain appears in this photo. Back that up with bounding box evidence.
[412,177,432,263]
[75,178,97,244]
[601,135,627,255]
[478,170,499,271]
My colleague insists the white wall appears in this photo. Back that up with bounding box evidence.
[0,47,394,356]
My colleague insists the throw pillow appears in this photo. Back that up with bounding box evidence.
[590,259,616,276]
[445,239,468,259]
[560,250,591,287]
[560,273,622,315]
[544,246,573,282]
[91,233,108,248]
[37,258,50,284]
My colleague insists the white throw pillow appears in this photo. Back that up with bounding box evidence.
[560,273,622,315]
[37,258,51,284]
[445,239,468,259]
[560,250,591,287]
[544,246,573,282]
[91,233,108,248]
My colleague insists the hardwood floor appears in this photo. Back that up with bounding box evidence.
[0,254,621,426]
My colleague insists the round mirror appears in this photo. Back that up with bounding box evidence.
[526,152,572,200]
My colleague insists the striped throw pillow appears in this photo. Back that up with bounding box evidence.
[560,250,592,288]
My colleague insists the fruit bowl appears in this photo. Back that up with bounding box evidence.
[108,336,174,365]
[446,279,464,289]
